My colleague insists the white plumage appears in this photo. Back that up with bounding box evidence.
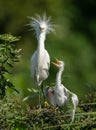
[44,58,79,121]
[29,14,54,106]
[31,47,50,86]
[44,59,69,106]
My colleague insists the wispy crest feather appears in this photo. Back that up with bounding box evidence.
[28,13,55,35]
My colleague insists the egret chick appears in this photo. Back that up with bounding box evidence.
[44,58,79,121]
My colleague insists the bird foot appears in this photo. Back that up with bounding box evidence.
[44,101,50,107]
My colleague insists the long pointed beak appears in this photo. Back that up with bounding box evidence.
[51,58,61,66]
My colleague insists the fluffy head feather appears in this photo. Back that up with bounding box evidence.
[28,13,55,37]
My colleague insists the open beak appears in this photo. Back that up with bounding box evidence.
[51,58,61,67]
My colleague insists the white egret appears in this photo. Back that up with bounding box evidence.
[29,14,54,106]
[44,58,79,121]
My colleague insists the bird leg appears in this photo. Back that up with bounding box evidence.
[41,83,46,102]
[38,86,41,108]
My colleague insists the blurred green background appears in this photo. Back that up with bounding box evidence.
[0,0,96,100]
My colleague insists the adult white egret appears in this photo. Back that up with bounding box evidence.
[44,58,79,121]
[29,14,54,106]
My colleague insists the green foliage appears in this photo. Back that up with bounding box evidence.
[0,93,96,130]
[0,34,21,99]
[23,87,39,102]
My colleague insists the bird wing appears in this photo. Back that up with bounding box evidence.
[62,84,67,94]
[61,84,69,99]
[30,49,50,86]
[42,50,50,70]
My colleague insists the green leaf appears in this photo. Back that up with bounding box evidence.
[7,61,14,67]
[9,87,20,94]
[32,88,38,93]
[0,33,20,42]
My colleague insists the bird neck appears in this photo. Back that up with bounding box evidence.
[37,32,46,50]
[56,66,64,87]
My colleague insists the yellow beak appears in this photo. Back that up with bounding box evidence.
[51,58,61,66]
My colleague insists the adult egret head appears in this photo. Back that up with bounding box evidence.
[29,14,55,39]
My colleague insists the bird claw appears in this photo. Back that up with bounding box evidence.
[44,101,50,107]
